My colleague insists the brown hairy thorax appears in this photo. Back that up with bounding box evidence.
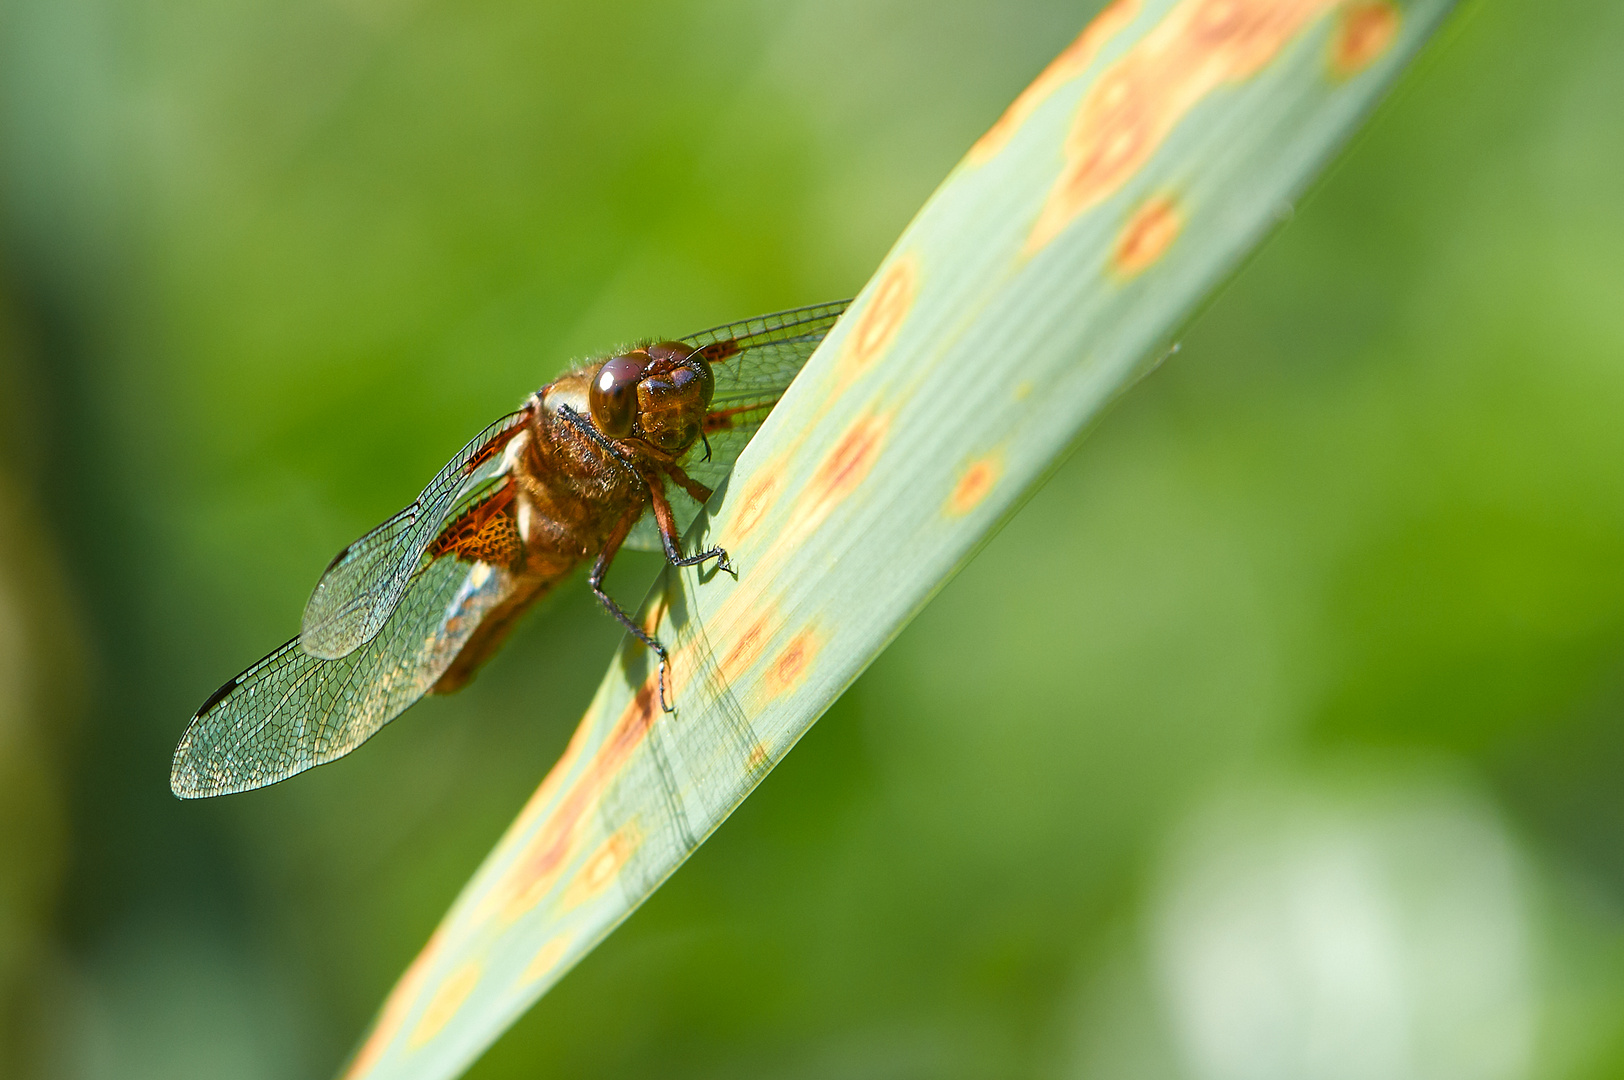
[428,357,700,694]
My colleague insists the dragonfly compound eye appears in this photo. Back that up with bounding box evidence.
[590,354,646,438]
[645,341,715,409]
[636,366,708,453]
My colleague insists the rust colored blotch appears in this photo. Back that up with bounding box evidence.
[1027,0,1338,253]
[484,683,660,925]
[562,822,642,910]
[465,705,598,927]
[790,412,890,539]
[1113,194,1183,276]
[347,675,663,1068]
[1330,1,1399,77]
[816,416,887,498]
[407,961,482,1049]
[838,256,916,390]
[729,466,783,542]
[721,607,779,684]
[518,935,571,986]
[967,0,1141,165]
[948,456,1002,516]
[746,742,770,771]
[763,629,821,700]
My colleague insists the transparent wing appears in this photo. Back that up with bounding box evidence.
[173,557,525,798]
[300,410,529,659]
[625,299,849,551]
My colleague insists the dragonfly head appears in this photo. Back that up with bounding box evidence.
[589,341,715,454]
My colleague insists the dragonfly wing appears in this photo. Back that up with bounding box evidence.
[620,419,760,554]
[622,299,851,553]
[300,409,529,659]
[673,420,773,508]
[174,556,523,798]
[682,299,850,409]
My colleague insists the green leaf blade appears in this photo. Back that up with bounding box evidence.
[344,2,1457,1077]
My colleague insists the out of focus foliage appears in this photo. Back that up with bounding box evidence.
[0,298,84,1080]
[0,2,1621,1079]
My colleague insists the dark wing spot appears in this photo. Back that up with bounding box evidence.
[323,544,352,574]
[197,675,240,717]
[697,340,741,364]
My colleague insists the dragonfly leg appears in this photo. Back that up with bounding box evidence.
[591,504,675,712]
[649,474,735,578]
[556,404,644,487]
[665,461,714,505]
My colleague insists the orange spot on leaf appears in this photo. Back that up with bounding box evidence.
[469,762,580,926]
[720,606,780,684]
[729,465,783,542]
[763,629,821,700]
[495,699,597,844]
[1112,194,1183,276]
[837,257,916,392]
[480,683,661,925]
[562,821,643,910]
[947,456,1002,516]
[1027,0,1339,253]
[518,935,572,987]
[407,961,482,1049]
[1329,1,1399,77]
[967,0,1140,165]
[788,412,891,541]
[746,742,770,771]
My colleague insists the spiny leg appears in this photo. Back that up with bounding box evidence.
[557,402,731,576]
[591,503,675,713]
[665,460,714,505]
[649,472,734,578]
[556,403,643,483]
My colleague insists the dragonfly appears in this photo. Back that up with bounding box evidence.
[170,300,849,799]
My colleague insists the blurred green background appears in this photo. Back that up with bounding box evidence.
[2,1,1623,1077]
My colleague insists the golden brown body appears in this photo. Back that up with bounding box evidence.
[430,365,703,693]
